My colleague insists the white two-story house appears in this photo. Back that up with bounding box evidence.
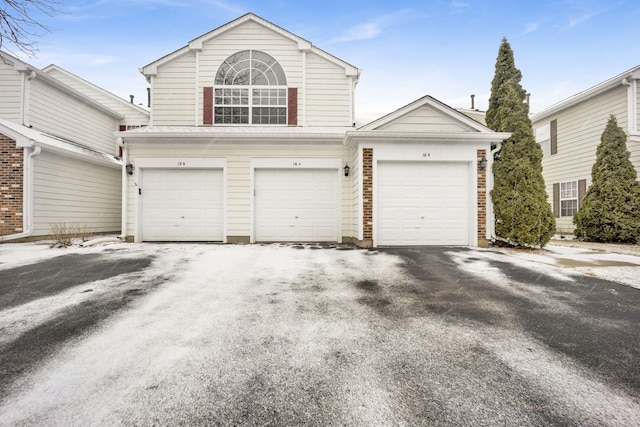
[118,13,509,247]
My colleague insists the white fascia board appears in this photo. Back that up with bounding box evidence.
[344,131,511,146]
[42,65,150,116]
[532,65,640,122]
[359,95,490,132]
[0,118,121,168]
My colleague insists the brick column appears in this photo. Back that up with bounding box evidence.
[0,134,24,236]
[362,148,373,240]
[477,149,487,247]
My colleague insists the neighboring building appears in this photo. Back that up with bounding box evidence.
[119,13,508,247]
[532,66,640,235]
[0,50,148,241]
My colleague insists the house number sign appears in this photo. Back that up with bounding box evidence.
[293,161,302,166]
[422,153,431,158]
[177,161,187,166]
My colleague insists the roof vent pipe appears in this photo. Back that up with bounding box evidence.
[470,94,475,110]
[130,95,134,104]
[526,93,531,104]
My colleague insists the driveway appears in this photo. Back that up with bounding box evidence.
[0,243,639,426]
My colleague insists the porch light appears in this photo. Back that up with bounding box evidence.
[126,162,134,175]
[344,164,350,177]
[479,155,488,171]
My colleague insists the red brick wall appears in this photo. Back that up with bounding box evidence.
[0,134,24,236]
[477,149,487,242]
[362,148,373,239]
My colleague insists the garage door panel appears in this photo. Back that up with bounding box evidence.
[378,162,470,246]
[255,169,339,242]
[142,169,223,242]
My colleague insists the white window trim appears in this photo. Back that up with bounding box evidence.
[560,180,578,217]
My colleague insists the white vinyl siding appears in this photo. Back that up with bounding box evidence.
[148,19,355,128]
[125,143,353,241]
[0,64,23,122]
[43,68,149,125]
[28,78,119,154]
[32,151,121,236]
[374,106,474,132]
[533,85,629,234]
[151,51,197,126]
[305,53,353,126]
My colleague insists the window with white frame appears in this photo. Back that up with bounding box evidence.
[560,181,578,216]
[534,123,550,156]
[214,50,287,125]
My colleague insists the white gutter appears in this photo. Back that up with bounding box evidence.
[1,146,41,241]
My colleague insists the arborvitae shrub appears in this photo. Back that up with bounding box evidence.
[573,115,640,243]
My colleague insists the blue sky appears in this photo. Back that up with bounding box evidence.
[10,0,640,123]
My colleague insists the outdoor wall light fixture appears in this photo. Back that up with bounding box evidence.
[479,155,488,171]
[344,164,350,177]
[126,162,134,175]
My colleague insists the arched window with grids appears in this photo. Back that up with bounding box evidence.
[214,50,288,125]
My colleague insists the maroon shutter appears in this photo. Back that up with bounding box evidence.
[578,179,587,208]
[288,88,298,126]
[553,183,560,218]
[550,119,558,155]
[119,125,126,132]
[203,87,213,125]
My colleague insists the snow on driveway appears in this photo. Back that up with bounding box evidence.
[0,241,639,425]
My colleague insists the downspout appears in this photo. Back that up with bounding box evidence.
[488,141,502,243]
[21,70,37,127]
[622,76,638,136]
[2,145,41,241]
[117,137,128,241]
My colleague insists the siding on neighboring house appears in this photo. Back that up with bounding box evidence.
[28,78,120,155]
[32,151,121,235]
[533,84,635,233]
[43,67,150,125]
[125,143,353,240]
[0,63,23,123]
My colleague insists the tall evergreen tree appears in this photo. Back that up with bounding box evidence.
[486,38,555,247]
[573,115,640,242]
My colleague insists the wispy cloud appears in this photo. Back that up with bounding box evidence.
[450,1,471,14]
[329,9,414,43]
[567,10,601,28]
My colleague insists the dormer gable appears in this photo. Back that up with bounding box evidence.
[359,96,493,133]
[140,13,359,80]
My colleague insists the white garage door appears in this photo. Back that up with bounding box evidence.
[377,162,470,246]
[255,169,339,242]
[141,169,223,241]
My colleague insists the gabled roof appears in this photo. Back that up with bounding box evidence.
[140,13,360,80]
[42,64,150,116]
[358,95,495,133]
[0,50,123,120]
[531,64,640,122]
[0,117,121,168]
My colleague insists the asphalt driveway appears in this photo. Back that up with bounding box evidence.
[0,243,639,426]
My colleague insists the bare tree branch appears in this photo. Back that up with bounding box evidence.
[0,0,63,56]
